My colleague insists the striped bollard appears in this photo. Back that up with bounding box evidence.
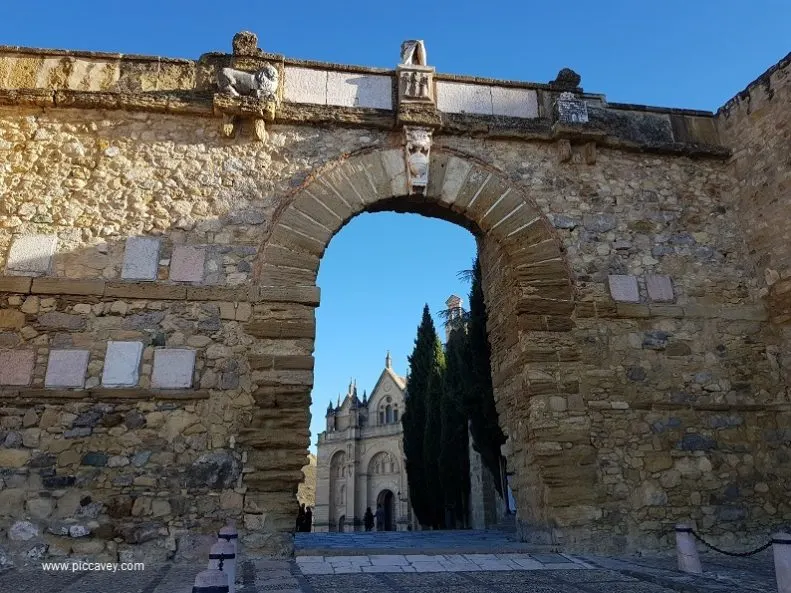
[674,524,702,574]
[774,532,791,593]
[219,524,239,558]
[192,568,228,593]
[207,540,236,593]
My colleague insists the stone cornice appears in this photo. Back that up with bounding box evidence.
[0,89,730,159]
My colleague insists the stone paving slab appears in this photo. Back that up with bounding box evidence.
[295,552,588,574]
[0,553,778,593]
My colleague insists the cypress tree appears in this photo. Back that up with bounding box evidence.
[422,336,445,528]
[464,258,507,496]
[440,325,471,528]
[402,304,438,527]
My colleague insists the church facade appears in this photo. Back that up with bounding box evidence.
[314,353,413,532]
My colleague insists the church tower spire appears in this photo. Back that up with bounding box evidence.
[385,350,392,369]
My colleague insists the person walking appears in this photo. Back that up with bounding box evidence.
[302,506,313,532]
[364,507,374,531]
[374,504,385,531]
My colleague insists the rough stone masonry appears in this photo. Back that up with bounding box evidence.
[0,32,789,565]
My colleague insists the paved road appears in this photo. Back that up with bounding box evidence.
[0,530,778,592]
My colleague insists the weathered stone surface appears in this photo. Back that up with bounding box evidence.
[0,350,35,385]
[38,312,86,330]
[169,245,205,282]
[283,67,329,105]
[9,521,38,541]
[44,349,90,388]
[151,349,195,388]
[121,237,160,280]
[646,274,674,302]
[608,275,639,303]
[0,309,25,329]
[102,341,143,387]
[6,234,58,275]
[436,81,493,115]
[185,450,242,489]
[326,72,393,109]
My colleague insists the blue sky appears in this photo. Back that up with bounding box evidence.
[2,2,788,451]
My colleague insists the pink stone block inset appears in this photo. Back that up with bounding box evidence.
[0,350,35,385]
[170,246,206,282]
[608,275,639,303]
[647,275,674,302]
[45,350,90,388]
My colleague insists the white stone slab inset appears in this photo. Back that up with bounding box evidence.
[102,341,143,387]
[326,72,393,109]
[284,67,328,105]
[491,87,539,118]
[646,275,674,302]
[6,234,58,275]
[169,246,206,282]
[45,350,90,388]
[121,237,161,280]
[436,81,492,115]
[151,349,195,389]
[608,275,640,303]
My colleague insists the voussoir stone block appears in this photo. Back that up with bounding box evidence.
[608,275,640,303]
[0,350,35,385]
[45,349,90,388]
[169,246,205,283]
[6,234,58,275]
[121,237,161,281]
[646,275,674,302]
[151,349,196,389]
[102,341,144,387]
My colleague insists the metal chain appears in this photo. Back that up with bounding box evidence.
[689,529,773,557]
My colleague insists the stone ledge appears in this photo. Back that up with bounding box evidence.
[0,276,257,302]
[622,401,791,412]
[576,301,767,321]
[0,388,210,401]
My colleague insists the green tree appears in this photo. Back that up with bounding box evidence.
[402,304,439,527]
[439,325,471,527]
[422,336,445,528]
[464,258,507,496]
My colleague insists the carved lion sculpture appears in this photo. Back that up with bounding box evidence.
[218,64,279,100]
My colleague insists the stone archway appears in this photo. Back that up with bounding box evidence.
[249,146,589,550]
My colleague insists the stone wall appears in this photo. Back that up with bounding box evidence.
[0,39,790,564]
[716,53,791,334]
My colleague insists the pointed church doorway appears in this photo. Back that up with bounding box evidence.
[338,515,346,532]
[377,490,395,531]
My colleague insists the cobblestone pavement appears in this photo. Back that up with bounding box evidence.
[0,531,778,592]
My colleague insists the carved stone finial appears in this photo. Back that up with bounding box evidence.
[550,67,582,90]
[404,127,432,193]
[232,31,260,56]
[400,40,427,66]
[397,40,435,108]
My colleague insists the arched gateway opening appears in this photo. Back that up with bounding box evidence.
[249,146,587,552]
[377,490,396,531]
